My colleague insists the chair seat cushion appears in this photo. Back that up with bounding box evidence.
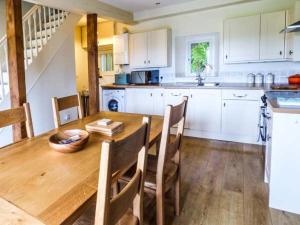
[120,155,178,191]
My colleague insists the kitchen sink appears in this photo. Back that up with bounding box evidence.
[174,82,220,87]
[198,83,220,87]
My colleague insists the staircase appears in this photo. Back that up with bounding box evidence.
[0,5,69,103]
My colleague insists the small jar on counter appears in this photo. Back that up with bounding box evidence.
[247,73,255,84]
[265,73,275,84]
[255,73,264,85]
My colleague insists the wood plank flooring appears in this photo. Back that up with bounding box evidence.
[74,137,300,225]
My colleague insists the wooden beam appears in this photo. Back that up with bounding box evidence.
[87,14,99,115]
[6,0,27,141]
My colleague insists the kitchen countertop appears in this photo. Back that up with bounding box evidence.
[101,83,268,90]
[266,91,300,114]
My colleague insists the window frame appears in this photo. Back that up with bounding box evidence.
[185,33,219,77]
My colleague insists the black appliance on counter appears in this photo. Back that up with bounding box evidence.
[130,70,159,85]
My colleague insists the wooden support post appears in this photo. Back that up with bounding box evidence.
[6,0,27,141]
[87,14,99,115]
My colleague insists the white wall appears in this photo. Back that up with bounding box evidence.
[27,33,78,135]
[0,14,80,147]
[127,0,300,83]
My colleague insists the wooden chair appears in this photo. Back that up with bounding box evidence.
[120,96,188,225]
[0,103,34,139]
[51,94,83,128]
[74,116,151,225]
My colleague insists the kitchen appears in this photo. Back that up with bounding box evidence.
[74,0,300,222]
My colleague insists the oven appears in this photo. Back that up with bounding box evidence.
[258,95,268,143]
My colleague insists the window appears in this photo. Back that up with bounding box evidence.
[98,45,114,75]
[185,33,218,76]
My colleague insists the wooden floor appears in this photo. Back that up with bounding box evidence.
[75,137,300,225]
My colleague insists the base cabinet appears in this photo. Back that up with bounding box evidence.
[164,89,190,128]
[222,100,260,143]
[120,87,263,144]
[269,112,300,214]
[126,88,164,116]
[188,90,222,133]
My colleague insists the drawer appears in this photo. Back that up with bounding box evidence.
[222,89,263,101]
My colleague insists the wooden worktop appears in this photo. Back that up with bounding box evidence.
[0,112,163,225]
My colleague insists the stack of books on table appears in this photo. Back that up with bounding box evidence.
[85,119,124,136]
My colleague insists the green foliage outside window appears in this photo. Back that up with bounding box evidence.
[191,42,209,73]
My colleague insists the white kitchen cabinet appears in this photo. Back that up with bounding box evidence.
[130,29,171,68]
[125,88,164,116]
[188,89,222,133]
[221,90,262,143]
[113,33,129,65]
[224,15,261,63]
[285,9,294,60]
[260,11,286,61]
[222,99,260,143]
[147,29,170,67]
[152,89,165,116]
[129,32,148,68]
[269,112,300,214]
[164,89,190,128]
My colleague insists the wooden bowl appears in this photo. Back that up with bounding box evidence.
[49,129,89,153]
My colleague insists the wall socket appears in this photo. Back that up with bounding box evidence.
[64,113,71,122]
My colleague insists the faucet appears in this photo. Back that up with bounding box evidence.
[195,73,205,86]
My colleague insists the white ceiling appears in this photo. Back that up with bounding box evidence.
[98,0,197,12]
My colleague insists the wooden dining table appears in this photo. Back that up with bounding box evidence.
[0,111,163,225]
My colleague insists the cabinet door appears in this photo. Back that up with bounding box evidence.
[164,89,190,128]
[188,90,221,133]
[286,9,295,60]
[113,33,129,65]
[147,29,169,67]
[125,89,136,113]
[129,32,148,68]
[222,100,260,141]
[152,89,165,116]
[260,11,286,60]
[224,15,260,63]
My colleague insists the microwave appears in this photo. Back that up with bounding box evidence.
[130,70,159,85]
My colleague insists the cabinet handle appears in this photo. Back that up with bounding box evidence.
[171,93,181,97]
[233,94,248,98]
[225,54,228,59]
[191,94,193,98]
[223,102,226,107]
[150,93,153,97]
[289,50,294,55]
[279,51,283,56]
[148,60,150,64]
[161,93,163,97]
[144,60,146,64]
[267,135,272,141]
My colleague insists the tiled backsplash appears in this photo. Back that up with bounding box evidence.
[160,70,300,84]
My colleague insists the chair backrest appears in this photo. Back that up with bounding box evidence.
[0,103,34,139]
[95,116,151,225]
[51,94,83,128]
[157,97,188,183]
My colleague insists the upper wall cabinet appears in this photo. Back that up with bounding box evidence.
[224,15,261,63]
[113,33,129,65]
[224,10,293,63]
[130,29,171,68]
[260,11,286,61]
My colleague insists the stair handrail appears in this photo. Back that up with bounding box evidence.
[0,4,69,103]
